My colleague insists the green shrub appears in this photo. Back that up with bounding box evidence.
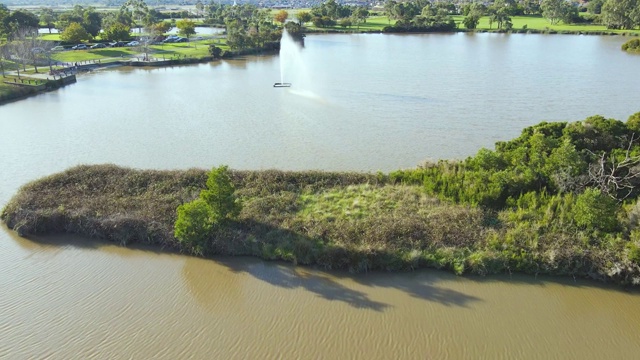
[200,165,242,221]
[174,165,242,254]
[627,235,640,264]
[627,112,640,134]
[174,198,216,254]
[574,188,619,232]
[621,38,640,52]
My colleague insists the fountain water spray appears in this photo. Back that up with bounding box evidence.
[274,29,303,88]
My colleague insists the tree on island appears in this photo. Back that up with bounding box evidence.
[174,166,241,255]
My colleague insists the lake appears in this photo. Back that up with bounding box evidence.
[1,33,640,359]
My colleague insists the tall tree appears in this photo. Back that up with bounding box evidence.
[587,0,605,14]
[541,0,572,25]
[39,8,56,34]
[601,0,639,29]
[176,18,196,45]
[4,9,39,38]
[296,11,312,26]
[274,10,288,25]
[82,7,102,37]
[0,4,9,38]
[195,1,204,17]
[122,0,148,33]
[60,22,91,43]
[352,6,369,29]
[103,22,130,42]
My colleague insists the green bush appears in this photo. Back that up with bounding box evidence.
[174,165,242,254]
[574,188,619,232]
[627,112,640,134]
[200,165,242,221]
[174,198,216,254]
[627,235,640,265]
[621,38,640,52]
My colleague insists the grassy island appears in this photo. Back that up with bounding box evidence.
[3,113,640,286]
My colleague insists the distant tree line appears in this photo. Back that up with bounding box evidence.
[205,3,282,51]
[379,0,640,31]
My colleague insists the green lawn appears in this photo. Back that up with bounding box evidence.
[50,40,225,63]
[453,15,639,34]
[52,48,136,62]
[302,13,640,34]
[39,33,61,41]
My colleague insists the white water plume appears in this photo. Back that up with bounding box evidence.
[278,29,306,88]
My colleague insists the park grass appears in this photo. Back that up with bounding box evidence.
[149,41,216,57]
[40,33,61,41]
[50,40,224,63]
[461,15,640,34]
[0,79,38,102]
[51,48,137,62]
[300,13,639,34]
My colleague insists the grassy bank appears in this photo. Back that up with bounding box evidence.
[2,143,639,285]
[0,81,38,103]
[50,40,228,63]
[302,13,640,35]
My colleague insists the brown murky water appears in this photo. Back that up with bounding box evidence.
[2,232,639,359]
[2,34,640,359]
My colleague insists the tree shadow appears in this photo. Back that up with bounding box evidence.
[214,257,390,312]
[220,220,483,310]
[344,270,483,308]
[9,230,173,259]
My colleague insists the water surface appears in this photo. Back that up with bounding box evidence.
[1,33,640,359]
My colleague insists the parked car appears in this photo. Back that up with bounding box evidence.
[194,36,204,40]
[51,45,65,51]
[90,43,107,49]
[71,44,88,50]
[109,41,126,47]
[30,47,45,53]
[174,37,187,43]
[126,41,140,47]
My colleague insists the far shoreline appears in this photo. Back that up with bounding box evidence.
[2,28,638,106]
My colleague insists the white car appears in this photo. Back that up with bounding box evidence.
[126,41,140,47]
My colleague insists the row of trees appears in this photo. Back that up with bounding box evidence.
[205,3,283,51]
[381,0,640,30]
[383,0,456,31]
[0,4,54,76]
[1,0,200,44]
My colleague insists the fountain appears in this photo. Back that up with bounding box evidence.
[274,29,302,88]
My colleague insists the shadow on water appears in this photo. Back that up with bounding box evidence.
[214,257,390,311]
[7,229,173,259]
[345,271,483,308]
[213,256,482,311]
